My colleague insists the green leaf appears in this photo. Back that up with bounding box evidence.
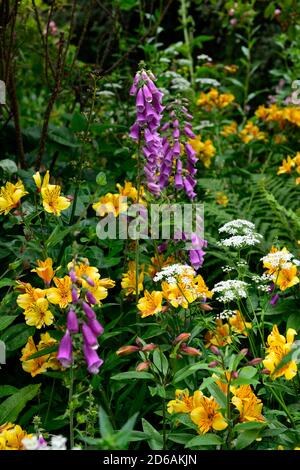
[287,313,300,331]
[0,278,16,289]
[48,127,79,148]
[173,363,208,383]
[142,418,163,450]
[0,385,18,399]
[207,383,227,408]
[116,412,138,449]
[152,350,169,376]
[0,324,35,351]
[186,433,223,448]
[28,345,57,360]
[168,433,195,445]
[99,406,114,439]
[46,225,75,249]
[0,159,18,175]
[118,0,138,11]
[0,384,41,424]
[96,172,107,186]
[0,315,18,332]
[111,371,154,381]
[70,112,88,132]
[235,428,262,450]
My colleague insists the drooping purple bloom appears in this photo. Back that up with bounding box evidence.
[67,309,79,334]
[270,294,279,306]
[57,330,73,367]
[89,318,104,337]
[82,322,98,350]
[82,301,96,320]
[86,291,97,305]
[83,344,104,374]
[71,287,78,304]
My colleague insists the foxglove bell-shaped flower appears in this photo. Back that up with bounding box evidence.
[82,322,98,350]
[67,309,79,334]
[57,330,72,367]
[89,318,104,337]
[83,344,104,374]
[82,301,96,320]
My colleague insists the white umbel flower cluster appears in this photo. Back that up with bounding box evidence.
[260,250,293,269]
[216,309,235,320]
[218,219,262,249]
[153,264,195,284]
[212,279,249,302]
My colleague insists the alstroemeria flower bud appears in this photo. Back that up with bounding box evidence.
[116,345,140,356]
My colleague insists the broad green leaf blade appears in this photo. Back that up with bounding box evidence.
[0,384,41,424]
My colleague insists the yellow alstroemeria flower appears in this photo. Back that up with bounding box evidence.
[277,156,295,175]
[0,180,28,215]
[41,184,71,216]
[229,310,252,336]
[16,282,46,310]
[167,389,203,415]
[231,385,265,423]
[23,298,54,329]
[275,263,299,291]
[47,275,72,308]
[20,336,49,377]
[137,290,163,318]
[31,257,57,285]
[263,325,297,380]
[33,170,50,190]
[116,181,140,202]
[221,121,238,137]
[0,425,31,450]
[92,193,128,217]
[20,333,59,377]
[205,319,232,348]
[121,261,144,296]
[191,396,228,434]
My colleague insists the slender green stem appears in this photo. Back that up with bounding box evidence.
[179,0,194,86]
[269,386,295,428]
[69,363,75,449]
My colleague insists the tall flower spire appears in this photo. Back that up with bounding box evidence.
[129,67,164,195]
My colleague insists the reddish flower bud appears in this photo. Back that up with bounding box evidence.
[142,343,157,352]
[116,345,140,356]
[210,345,221,356]
[200,303,213,311]
[136,361,151,372]
[247,358,262,366]
[239,348,249,356]
[231,371,239,379]
[261,368,271,375]
[173,333,191,344]
[208,361,219,368]
[180,344,201,356]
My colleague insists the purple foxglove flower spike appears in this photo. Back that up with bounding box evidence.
[57,330,73,367]
[82,322,98,349]
[83,344,104,374]
[67,309,79,334]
